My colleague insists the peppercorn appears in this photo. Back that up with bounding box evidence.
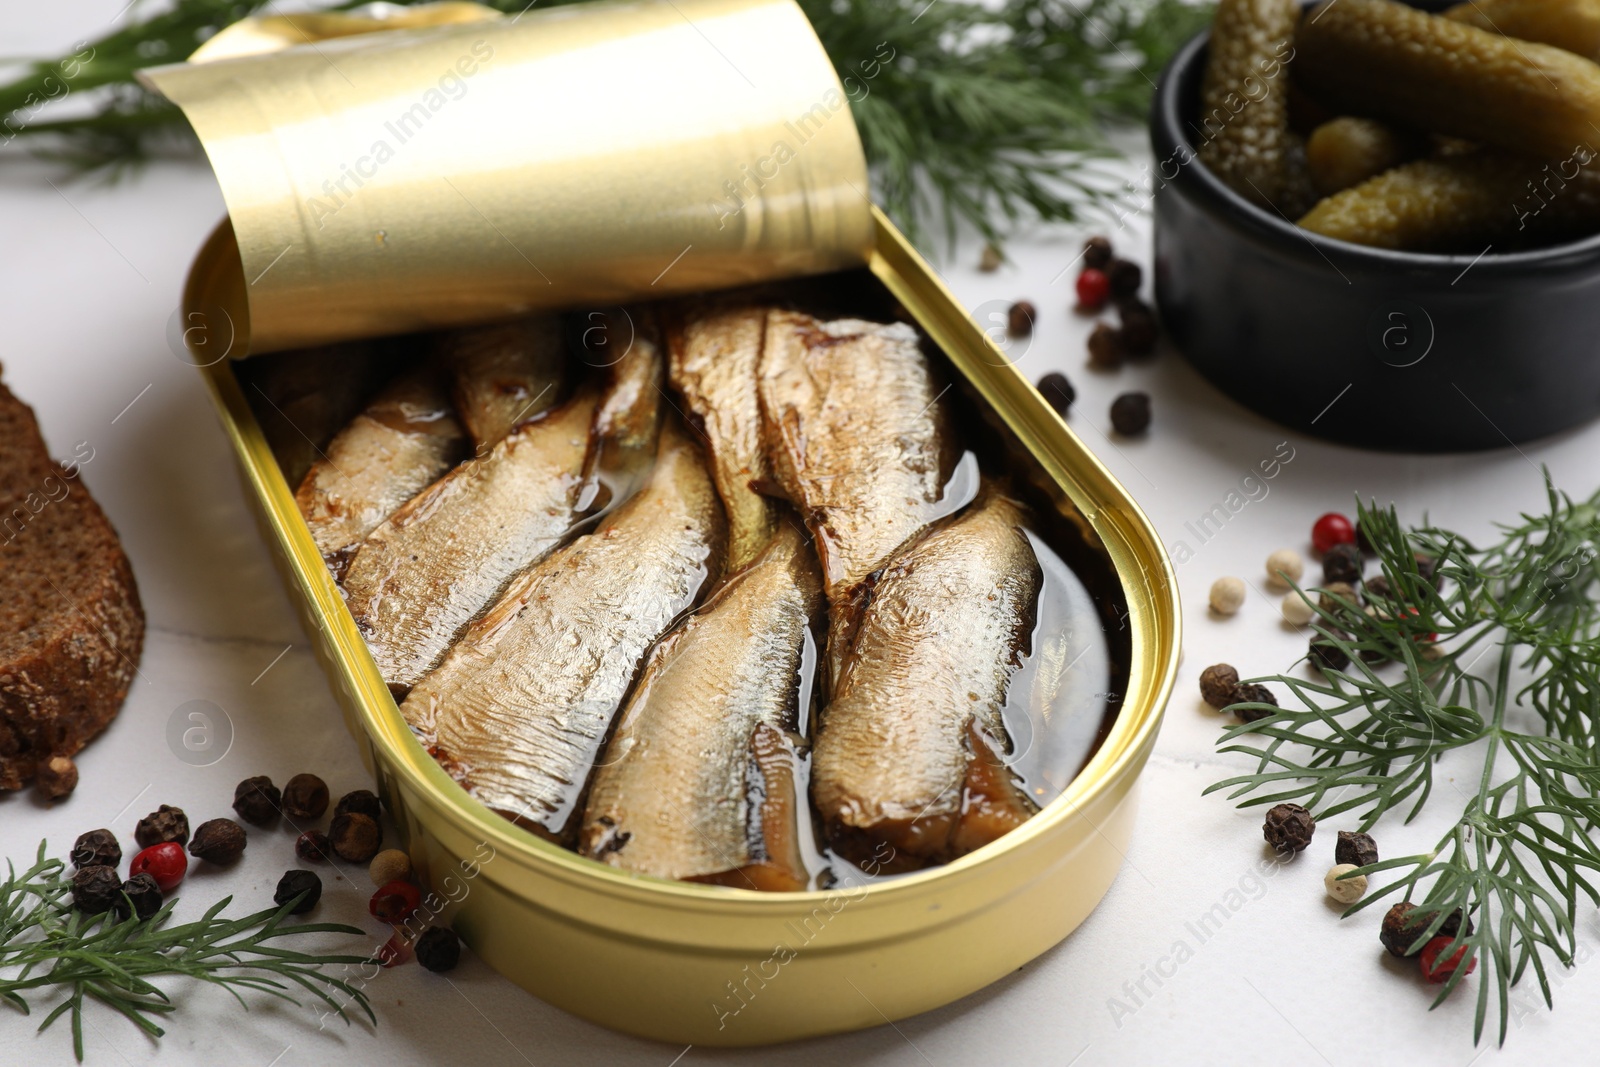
[1109,392,1151,435]
[1381,901,1472,956]
[71,829,121,870]
[1281,593,1315,626]
[1363,574,1392,601]
[1234,683,1278,723]
[334,789,382,822]
[1265,548,1304,590]
[1263,802,1316,853]
[1324,863,1367,904]
[71,865,122,914]
[1086,322,1124,368]
[1199,663,1241,709]
[274,869,323,914]
[1420,936,1476,983]
[370,880,422,923]
[282,773,330,821]
[296,830,333,863]
[978,242,1003,272]
[115,873,163,921]
[1082,235,1113,270]
[378,930,413,968]
[329,812,382,863]
[1355,517,1377,555]
[1006,300,1035,338]
[1106,258,1142,298]
[1336,830,1379,867]
[1035,371,1075,415]
[1318,582,1361,615]
[35,755,78,800]
[1309,631,1351,672]
[1209,576,1246,615]
[188,818,248,865]
[369,849,412,887]
[1076,268,1112,311]
[1322,542,1364,584]
[232,776,282,827]
[129,842,188,893]
[415,927,462,973]
[1311,512,1356,555]
[135,805,190,849]
[1415,552,1440,587]
[1117,299,1159,355]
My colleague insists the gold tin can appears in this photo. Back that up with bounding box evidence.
[160,0,1179,1045]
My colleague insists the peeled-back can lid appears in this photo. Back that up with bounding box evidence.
[141,0,874,356]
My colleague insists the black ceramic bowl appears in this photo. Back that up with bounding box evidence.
[1150,12,1600,452]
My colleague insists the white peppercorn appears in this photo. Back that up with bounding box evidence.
[1209,576,1246,615]
[1265,548,1304,590]
[369,849,412,887]
[1282,593,1315,626]
[1325,863,1367,904]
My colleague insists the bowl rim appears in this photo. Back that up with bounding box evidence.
[1150,19,1600,273]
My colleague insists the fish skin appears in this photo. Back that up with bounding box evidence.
[580,308,665,512]
[810,489,1041,868]
[759,311,951,601]
[343,391,596,695]
[442,315,566,452]
[666,303,777,572]
[402,425,726,842]
[580,522,821,889]
[294,367,466,579]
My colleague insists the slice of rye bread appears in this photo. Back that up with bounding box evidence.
[0,375,144,791]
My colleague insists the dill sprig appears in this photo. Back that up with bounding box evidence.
[0,841,376,1062]
[1206,475,1600,1045]
[0,0,1209,250]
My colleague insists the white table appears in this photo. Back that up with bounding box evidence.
[5,6,1600,1065]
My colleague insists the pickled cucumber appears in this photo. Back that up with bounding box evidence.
[1305,117,1421,195]
[1297,152,1600,250]
[1446,0,1600,61]
[1297,0,1600,162]
[1198,0,1299,208]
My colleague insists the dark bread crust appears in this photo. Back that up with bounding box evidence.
[0,377,144,791]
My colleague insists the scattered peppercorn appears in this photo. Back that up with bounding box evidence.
[274,869,323,914]
[1076,267,1111,311]
[1317,582,1361,615]
[1035,371,1076,415]
[1311,512,1356,555]
[1336,830,1379,867]
[1199,663,1241,709]
[330,812,383,863]
[135,805,190,849]
[1233,683,1278,722]
[35,755,78,800]
[282,773,330,821]
[1106,258,1142,298]
[232,776,282,827]
[296,830,333,863]
[1380,902,1420,956]
[1265,548,1304,590]
[1006,300,1035,338]
[71,865,122,914]
[1209,576,1246,615]
[129,842,187,894]
[115,873,163,921]
[1363,575,1392,601]
[378,930,413,968]
[1082,235,1113,270]
[1109,392,1151,435]
[1324,863,1367,904]
[1309,631,1351,672]
[369,849,412,887]
[1263,802,1316,853]
[1281,593,1315,626]
[1420,936,1477,983]
[1322,542,1364,585]
[1117,299,1159,355]
[1415,552,1440,587]
[1086,322,1124,368]
[188,818,248,865]
[978,243,1003,272]
[71,829,121,870]
[334,789,382,822]
[416,927,462,973]
[370,880,423,923]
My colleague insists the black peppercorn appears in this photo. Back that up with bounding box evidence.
[1364,575,1392,602]
[274,869,323,914]
[1234,683,1278,723]
[1380,902,1472,957]
[71,864,122,914]
[416,927,462,973]
[1310,631,1351,672]
[115,873,164,921]
[282,773,330,821]
[1036,371,1075,415]
[1336,830,1379,867]
[1082,235,1113,270]
[329,812,383,863]
[296,830,333,863]
[334,789,382,822]
[1415,553,1440,588]
[1106,257,1142,298]
[135,805,190,849]
[1110,392,1151,435]
[189,818,248,865]
[71,829,121,870]
[1263,802,1316,853]
[1086,323,1125,369]
[1199,663,1240,709]
[1006,300,1035,339]
[233,776,282,827]
[1117,299,1159,355]
[1322,543,1363,585]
